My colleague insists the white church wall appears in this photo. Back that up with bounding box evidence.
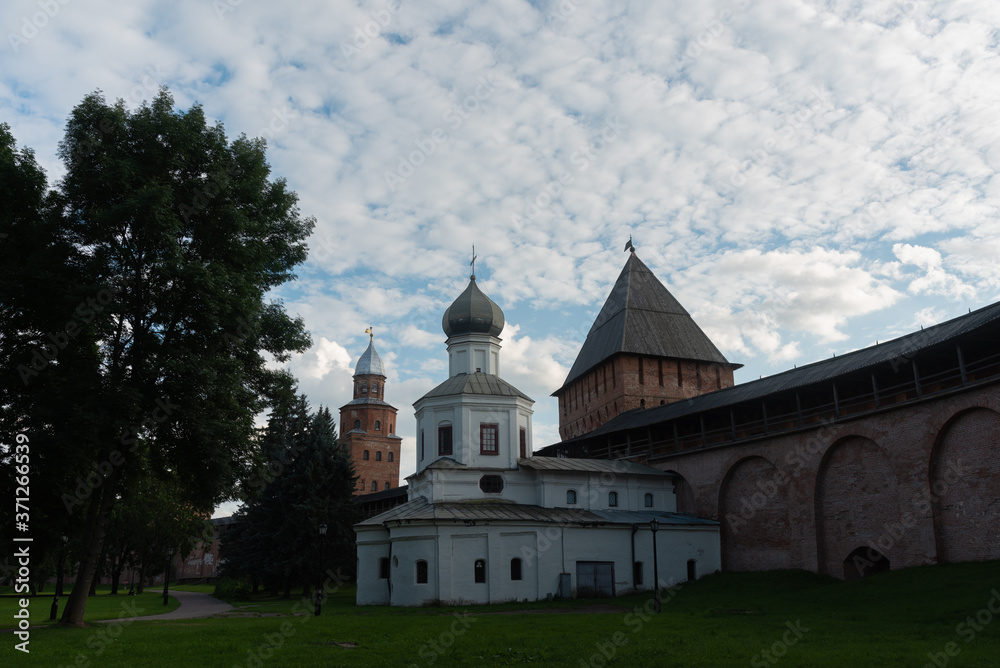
[355,530,390,605]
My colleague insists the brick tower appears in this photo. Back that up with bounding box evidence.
[339,331,402,495]
[553,249,742,441]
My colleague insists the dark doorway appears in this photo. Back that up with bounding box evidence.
[843,546,890,580]
[576,562,615,597]
[687,559,697,582]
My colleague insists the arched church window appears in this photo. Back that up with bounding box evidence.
[644,493,654,508]
[354,419,361,430]
[372,382,378,394]
[363,450,369,460]
[415,560,428,584]
[361,382,368,393]
[370,480,377,491]
[375,451,382,461]
[384,482,390,490]
[608,491,619,507]
[474,559,486,584]
[438,424,453,456]
[566,490,577,505]
[388,452,394,462]
[510,558,522,581]
[375,420,381,431]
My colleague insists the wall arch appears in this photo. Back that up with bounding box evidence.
[815,436,900,577]
[664,470,696,515]
[718,456,792,571]
[930,407,1000,563]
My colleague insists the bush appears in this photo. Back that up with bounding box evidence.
[213,578,251,601]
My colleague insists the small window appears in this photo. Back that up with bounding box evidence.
[416,560,428,584]
[634,561,643,585]
[375,420,381,431]
[644,493,653,508]
[371,481,377,491]
[388,452,394,462]
[480,475,504,493]
[375,451,382,461]
[480,423,499,455]
[363,450,369,460]
[384,482,390,490]
[474,559,486,584]
[372,382,378,394]
[354,420,361,430]
[608,491,619,507]
[361,382,368,393]
[510,558,522,581]
[438,425,453,456]
[566,490,577,505]
[519,427,527,459]
[379,558,389,579]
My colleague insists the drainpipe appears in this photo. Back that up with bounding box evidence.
[383,522,392,603]
[630,525,639,589]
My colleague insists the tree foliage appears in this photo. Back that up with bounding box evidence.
[221,396,357,595]
[0,90,314,623]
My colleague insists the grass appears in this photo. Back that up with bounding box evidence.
[0,585,180,628]
[2,560,998,666]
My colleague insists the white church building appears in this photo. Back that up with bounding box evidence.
[354,273,721,606]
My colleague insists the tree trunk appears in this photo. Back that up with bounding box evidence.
[61,464,121,625]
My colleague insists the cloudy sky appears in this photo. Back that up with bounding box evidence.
[5,0,1000,507]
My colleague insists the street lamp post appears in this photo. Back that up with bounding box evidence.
[162,548,175,606]
[650,518,660,614]
[49,534,69,621]
[315,524,328,616]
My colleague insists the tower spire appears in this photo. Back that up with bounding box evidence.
[365,326,374,342]
[470,244,477,280]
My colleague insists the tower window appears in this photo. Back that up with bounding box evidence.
[639,358,644,385]
[361,382,368,393]
[372,382,378,394]
[420,430,424,460]
[608,491,619,507]
[644,493,653,508]
[354,420,361,430]
[480,424,499,455]
[375,420,381,431]
[510,558,522,581]
[474,559,486,584]
[388,452,394,462]
[416,560,428,584]
[375,451,382,461]
[438,425,453,456]
[363,450,369,460]
[519,427,527,459]
[566,489,577,505]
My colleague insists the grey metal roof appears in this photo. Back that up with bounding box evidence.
[357,497,718,527]
[419,372,532,402]
[574,298,1000,438]
[442,276,505,337]
[520,456,672,477]
[355,339,385,377]
[556,253,736,394]
[341,397,396,408]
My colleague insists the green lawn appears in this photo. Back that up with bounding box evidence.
[2,561,998,666]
